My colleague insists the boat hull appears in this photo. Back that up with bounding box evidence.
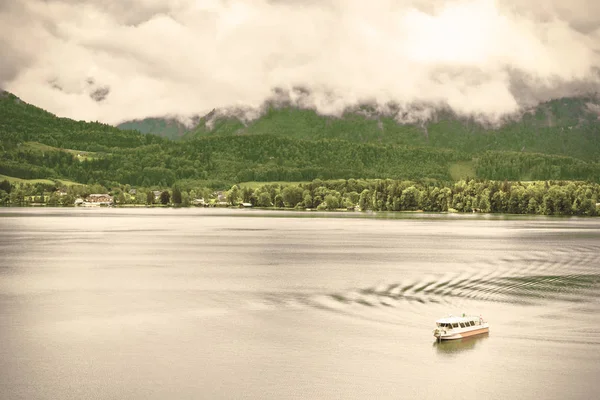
[434,326,489,340]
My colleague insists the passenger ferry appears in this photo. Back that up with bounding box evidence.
[433,314,489,341]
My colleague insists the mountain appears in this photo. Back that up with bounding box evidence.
[184,97,600,162]
[2,90,600,188]
[122,96,600,162]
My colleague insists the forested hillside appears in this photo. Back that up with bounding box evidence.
[2,90,600,190]
[185,98,600,161]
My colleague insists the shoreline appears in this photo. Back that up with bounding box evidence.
[0,205,596,220]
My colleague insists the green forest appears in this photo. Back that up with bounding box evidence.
[1,89,599,214]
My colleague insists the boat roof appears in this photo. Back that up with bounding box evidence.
[436,315,481,323]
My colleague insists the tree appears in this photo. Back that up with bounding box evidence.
[400,186,420,211]
[324,194,340,210]
[172,187,182,205]
[61,193,76,206]
[345,191,360,206]
[436,188,452,212]
[359,189,371,211]
[47,192,59,206]
[257,192,272,207]
[344,198,355,209]
[580,198,597,216]
[0,190,9,205]
[274,194,284,208]
[527,198,539,214]
[508,186,525,214]
[9,188,25,206]
[0,180,12,194]
[181,191,190,207]
[228,185,240,206]
[281,185,303,208]
[303,193,313,208]
[241,186,253,203]
[478,189,491,213]
[160,190,170,205]
[491,190,508,213]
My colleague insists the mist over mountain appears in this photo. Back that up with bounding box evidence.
[2,0,600,126]
[117,92,600,162]
[117,116,201,139]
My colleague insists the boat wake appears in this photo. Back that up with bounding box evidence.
[320,273,600,310]
[314,243,600,312]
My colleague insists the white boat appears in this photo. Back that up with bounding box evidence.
[433,314,489,341]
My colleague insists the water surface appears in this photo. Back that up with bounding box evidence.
[1,208,599,399]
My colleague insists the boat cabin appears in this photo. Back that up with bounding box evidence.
[435,315,484,329]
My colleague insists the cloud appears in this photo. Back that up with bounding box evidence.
[1,0,599,125]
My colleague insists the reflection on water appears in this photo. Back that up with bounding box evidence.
[433,333,490,355]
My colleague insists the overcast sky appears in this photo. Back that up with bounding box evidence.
[1,0,600,125]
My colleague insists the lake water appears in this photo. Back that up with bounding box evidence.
[1,208,599,399]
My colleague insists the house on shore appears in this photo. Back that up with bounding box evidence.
[192,198,208,207]
[87,194,113,204]
[75,194,114,207]
[214,191,227,203]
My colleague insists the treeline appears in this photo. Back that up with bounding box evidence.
[2,178,597,216]
[240,179,599,216]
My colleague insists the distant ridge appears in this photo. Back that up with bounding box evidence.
[113,95,600,162]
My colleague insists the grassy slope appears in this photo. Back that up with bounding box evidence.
[0,174,82,186]
[449,162,476,181]
[238,181,309,189]
[22,141,100,161]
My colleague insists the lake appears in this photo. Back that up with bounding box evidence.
[1,208,599,399]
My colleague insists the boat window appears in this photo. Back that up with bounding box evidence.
[459,323,465,328]
[452,323,459,328]
[470,321,475,326]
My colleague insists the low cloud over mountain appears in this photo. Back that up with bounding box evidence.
[1,0,599,125]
